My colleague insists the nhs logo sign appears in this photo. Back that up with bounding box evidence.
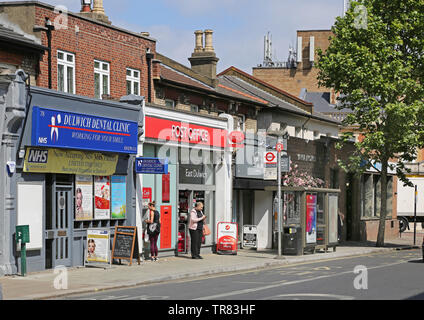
[27,149,48,163]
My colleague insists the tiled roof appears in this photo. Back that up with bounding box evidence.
[219,75,340,125]
[303,91,351,114]
[159,64,214,92]
[218,66,313,107]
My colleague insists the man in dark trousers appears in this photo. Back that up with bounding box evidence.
[189,202,206,259]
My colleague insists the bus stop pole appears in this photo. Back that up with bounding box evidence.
[414,185,417,246]
[277,148,282,258]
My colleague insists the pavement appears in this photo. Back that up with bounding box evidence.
[0,231,422,300]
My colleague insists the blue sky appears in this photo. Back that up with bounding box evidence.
[3,0,345,73]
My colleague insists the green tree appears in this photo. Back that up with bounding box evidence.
[317,0,424,246]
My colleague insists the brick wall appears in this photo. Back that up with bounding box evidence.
[0,46,39,77]
[34,6,156,100]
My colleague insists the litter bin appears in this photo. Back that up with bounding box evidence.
[282,226,303,256]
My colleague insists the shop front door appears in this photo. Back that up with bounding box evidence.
[49,186,72,268]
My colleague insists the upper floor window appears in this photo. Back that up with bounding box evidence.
[295,127,302,138]
[94,60,110,99]
[57,50,75,94]
[191,104,199,113]
[126,68,140,96]
[165,99,175,108]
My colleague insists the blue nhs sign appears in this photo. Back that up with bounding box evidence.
[135,158,168,174]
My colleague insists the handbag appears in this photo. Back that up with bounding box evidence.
[203,224,211,236]
[148,223,159,235]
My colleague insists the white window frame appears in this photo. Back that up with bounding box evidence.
[57,50,75,94]
[94,60,110,99]
[126,68,140,96]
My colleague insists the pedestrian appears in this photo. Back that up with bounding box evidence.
[189,202,206,259]
[145,201,161,261]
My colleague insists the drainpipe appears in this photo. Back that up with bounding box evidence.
[146,48,154,103]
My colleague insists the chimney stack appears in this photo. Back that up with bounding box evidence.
[204,29,214,52]
[80,0,91,13]
[194,30,204,53]
[188,29,219,81]
[92,0,105,14]
[79,0,111,24]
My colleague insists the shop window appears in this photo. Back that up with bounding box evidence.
[126,68,140,96]
[57,50,75,94]
[94,60,110,99]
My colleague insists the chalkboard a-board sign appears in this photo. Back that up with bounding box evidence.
[111,226,140,265]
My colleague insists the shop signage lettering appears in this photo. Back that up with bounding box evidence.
[32,107,138,154]
[297,154,316,162]
[171,125,209,144]
[185,168,207,179]
[146,116,227,148]
[24,148,118,176]
[27,149,48,163]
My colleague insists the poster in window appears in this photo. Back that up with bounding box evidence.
[94,176,110,219]
[111,176,126,220]
[75,175,93,221]
[306,194,317,244]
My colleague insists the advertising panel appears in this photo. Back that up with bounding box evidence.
[306,194,317,244]
[31,107,138,154]
[85,229,110,264]
[75,175,93,221]
[217,222,238,255]
[111,176,126,220]
[24,147,118,176]
[94,176,110,219]
[242,225,258,248]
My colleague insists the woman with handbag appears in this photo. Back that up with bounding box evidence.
[145,202,161,261]
[189,202,207,259]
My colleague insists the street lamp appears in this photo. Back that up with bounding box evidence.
[33,17,55,89]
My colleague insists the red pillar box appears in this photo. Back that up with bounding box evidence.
[216,222,238,255]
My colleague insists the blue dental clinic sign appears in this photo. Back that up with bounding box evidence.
[135,158,168,174]
[31,107,138,154]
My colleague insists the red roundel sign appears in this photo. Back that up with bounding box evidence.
[276,143,284,153]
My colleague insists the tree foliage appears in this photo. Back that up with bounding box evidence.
[317,0,424,246]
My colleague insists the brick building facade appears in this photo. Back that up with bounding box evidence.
[0,1,156,101]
